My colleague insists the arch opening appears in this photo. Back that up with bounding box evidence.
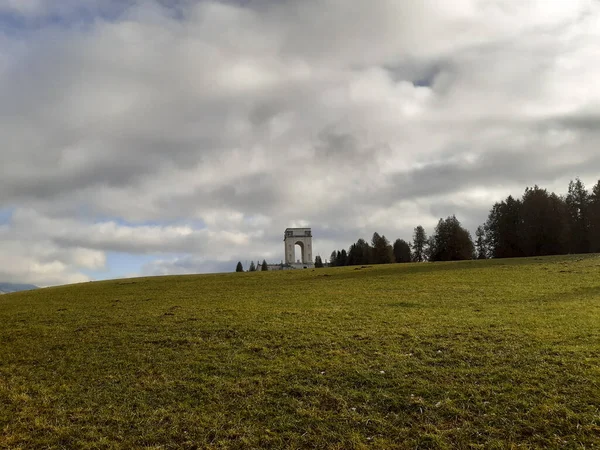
[294,241,305,263]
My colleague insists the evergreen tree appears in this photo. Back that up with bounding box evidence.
[412,226,427,262]
[566,178,590,253]
[347,238,371,265]
[261,260,268,271]
[485,188,572,258]
[520,186,569,256]
[314,256,324,268]
[382,235,393,263]
[590,180,600,252]
[371,232,393,264]
[340,249,348,266]
[346,243,357,266]
[249,261,256,272]
[484,203,500,257]
[329,250,338,267]
[371,232,381,248]
[235,261,244,272]
[428,215,474,261]
[475,226,487,259]
[547,192,571,255]
[485,195,523,258]
[393,239,412,263]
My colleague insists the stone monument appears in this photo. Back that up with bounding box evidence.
[284,228,313,268]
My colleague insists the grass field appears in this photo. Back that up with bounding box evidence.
[1,255,600,449]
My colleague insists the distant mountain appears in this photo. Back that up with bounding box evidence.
[0,283,38,294]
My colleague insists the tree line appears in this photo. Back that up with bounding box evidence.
[329,178,600,266]
[236,260,269,272]
[481,179,600,258]
[328,218,473,266]
[235,179,600,271]
[329,232,413,266]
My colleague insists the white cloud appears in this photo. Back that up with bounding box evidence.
[0,240,94,287]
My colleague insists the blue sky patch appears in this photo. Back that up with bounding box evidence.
[83,252,157,281]
[0,207,15,225]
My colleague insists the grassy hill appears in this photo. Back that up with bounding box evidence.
[1,255,599,449]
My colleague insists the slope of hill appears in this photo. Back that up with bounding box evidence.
[0,282,37,294]
[1,255,599,448]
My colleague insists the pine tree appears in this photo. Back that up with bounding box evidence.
[315,256,324,268]
[235,261,244,272]
[428,216,474,261]
[347,239,371,265]
[371,233,381,263]
[485,196,523,258]
[249,261,256,272]
[412,226,427,262]
[520,186,569,256]
[475,226,487,259]
[329,250,338,267]
[393,239,411,263]
[261,260,268,271]
[371,232,393,264]
[590,180,600,252]
[339,249,347,266]
[346,244,356,266]
[566,178,590,254]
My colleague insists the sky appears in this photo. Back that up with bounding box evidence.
[1,0,600,287]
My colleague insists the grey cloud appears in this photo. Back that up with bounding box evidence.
[152,171,286,219]
[384,58,452,89]
[1,0,600,285]
[552,113,600,133]
[384,146,600,205]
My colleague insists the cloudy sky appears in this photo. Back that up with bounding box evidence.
[1,0,599,286]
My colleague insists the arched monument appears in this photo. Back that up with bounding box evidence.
[284,228,313,268]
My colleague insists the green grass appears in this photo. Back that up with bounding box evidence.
[1,255,600,449]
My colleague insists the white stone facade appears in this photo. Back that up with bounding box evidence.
[284,228,314,268]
